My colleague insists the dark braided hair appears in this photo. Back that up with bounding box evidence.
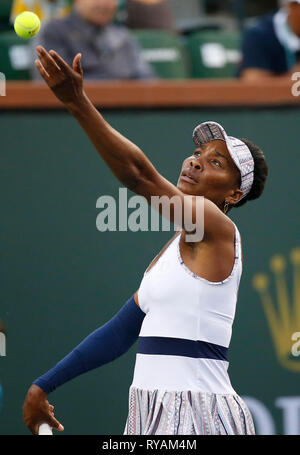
[228,138,268,211]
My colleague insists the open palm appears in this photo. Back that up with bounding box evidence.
[35,45,84,105]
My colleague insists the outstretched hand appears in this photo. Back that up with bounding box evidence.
[35,45,84,105]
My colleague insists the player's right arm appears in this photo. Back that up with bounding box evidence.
[23,294,144,434]
[34,46,235,242]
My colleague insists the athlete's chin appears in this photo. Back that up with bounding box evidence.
[177,180,200,195]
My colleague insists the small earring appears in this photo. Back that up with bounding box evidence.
[224,201,230,214]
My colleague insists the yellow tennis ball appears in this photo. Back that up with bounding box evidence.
[14,12,41,39]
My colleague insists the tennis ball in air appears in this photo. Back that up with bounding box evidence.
[14,11,41,39]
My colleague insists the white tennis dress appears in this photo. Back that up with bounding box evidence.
[123,222,255,435]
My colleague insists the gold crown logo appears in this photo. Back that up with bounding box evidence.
[253,248,300,372]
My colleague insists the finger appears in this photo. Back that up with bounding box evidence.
[35,59,50,81]
[73,53,83,75]
[36,46,61,78]
[48,415,64,432]
[48,49,72,75]
[73,54,83,75]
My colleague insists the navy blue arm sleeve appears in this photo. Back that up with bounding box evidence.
[33,296,145,394]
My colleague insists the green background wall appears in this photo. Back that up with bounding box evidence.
[1,106,300,434]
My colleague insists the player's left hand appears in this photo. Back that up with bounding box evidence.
[35,45,84,105]
[22,384,64,435]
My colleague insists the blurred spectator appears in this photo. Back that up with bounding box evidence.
[126,0,175,31]
[240,0,300,80]
[10,0,72,23]
[30,0,156,80]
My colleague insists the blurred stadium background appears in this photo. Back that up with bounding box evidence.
[1,0,300,435]
[0,0,281,81]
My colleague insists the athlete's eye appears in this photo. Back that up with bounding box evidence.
[194,151,201,157]
[212,160,221,167]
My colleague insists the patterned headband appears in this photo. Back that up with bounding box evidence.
[193,121,255,201]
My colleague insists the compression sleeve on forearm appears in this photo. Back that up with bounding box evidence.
[33,296,145,394]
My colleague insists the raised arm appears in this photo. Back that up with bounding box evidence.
[35,46,157,190]
[34,46,232,240]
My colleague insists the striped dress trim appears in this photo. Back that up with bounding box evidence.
[124,387,255,435]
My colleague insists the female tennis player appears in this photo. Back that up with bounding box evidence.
[23,46,268,435]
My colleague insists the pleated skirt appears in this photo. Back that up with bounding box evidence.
[123,386,255,435]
